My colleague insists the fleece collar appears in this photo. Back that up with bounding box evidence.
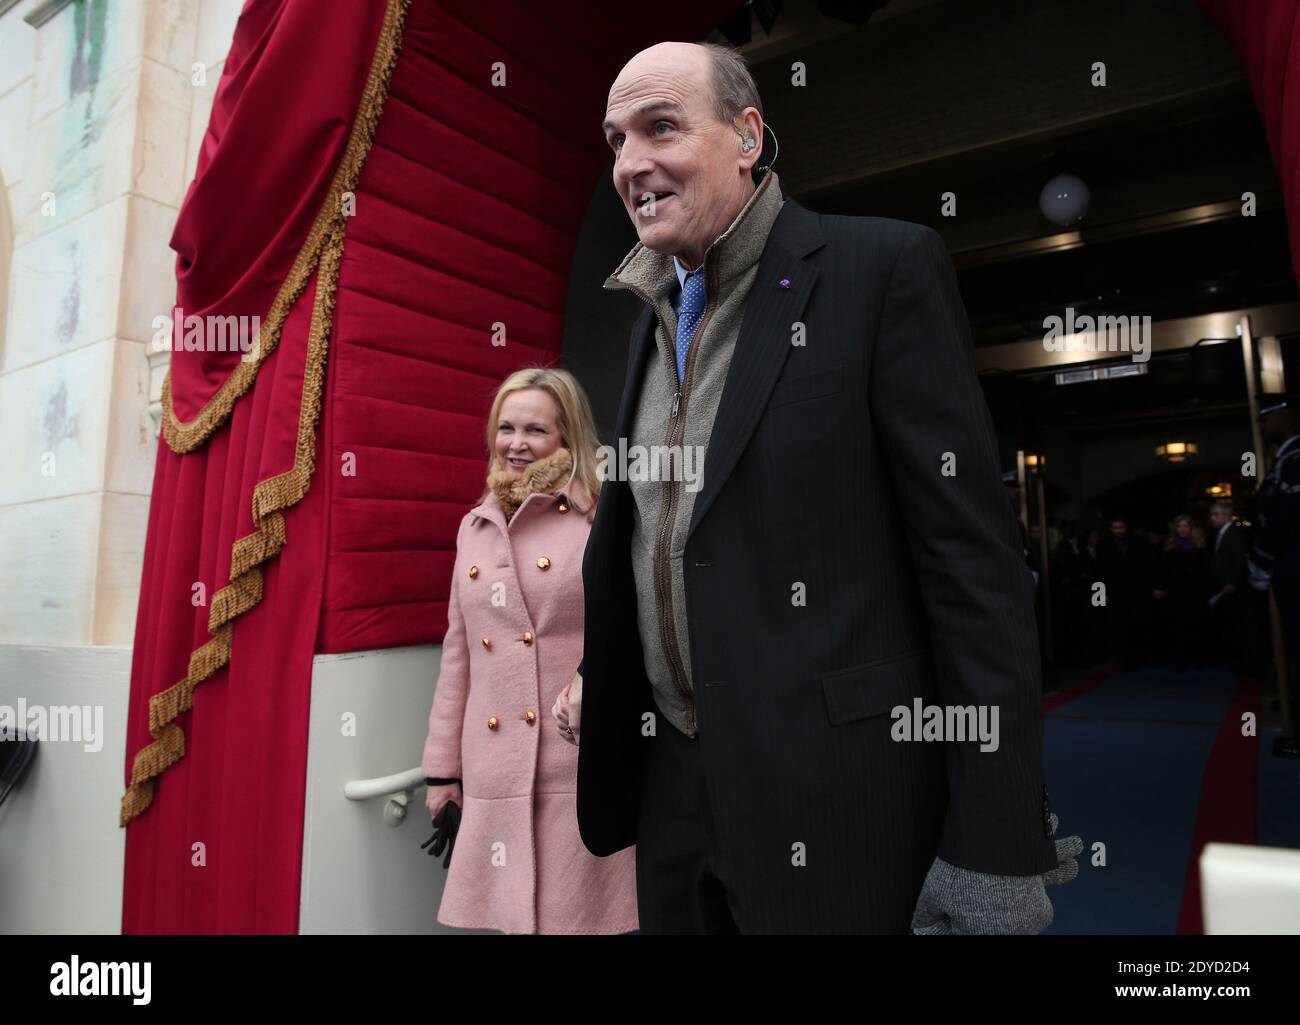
[603,169,785,308]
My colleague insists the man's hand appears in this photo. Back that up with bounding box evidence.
[552,671,582,745]
[910,814,1082,934]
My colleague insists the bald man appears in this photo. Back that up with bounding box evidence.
[565,41,1078,934]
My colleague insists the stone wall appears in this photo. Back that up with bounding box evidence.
[0,0,241,646]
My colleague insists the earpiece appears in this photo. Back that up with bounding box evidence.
[741,136,756,152]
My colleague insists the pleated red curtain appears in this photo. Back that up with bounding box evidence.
[121,0,405,932]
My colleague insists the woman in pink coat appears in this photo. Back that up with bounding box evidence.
[421,367,638,934]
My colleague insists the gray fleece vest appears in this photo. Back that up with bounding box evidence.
[603,170,785,737]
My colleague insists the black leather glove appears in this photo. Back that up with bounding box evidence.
[421,800,461,870]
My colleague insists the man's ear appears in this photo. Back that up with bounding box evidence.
[736,106,763,173]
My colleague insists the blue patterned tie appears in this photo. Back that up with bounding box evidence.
[674,269,706,384]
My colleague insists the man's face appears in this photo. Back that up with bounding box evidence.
[1209,507,1229,529]
[603,44,756,269]
[1110,520,1127,539]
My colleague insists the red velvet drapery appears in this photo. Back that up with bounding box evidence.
[121,0,405,931]
[123,279,331,932]
[123,0,744,933]
[1197,0,1300,287]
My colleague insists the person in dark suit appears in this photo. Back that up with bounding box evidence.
[1152,514,1210,673]
[1052,523,1104,667]
[562,40,1078,934]
[1097,516,1156,669]
[1207,501,1257,674]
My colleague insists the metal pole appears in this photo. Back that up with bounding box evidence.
[1016,449,1029,532]
[1240,315,1266,475]
[1036,468,1053,662]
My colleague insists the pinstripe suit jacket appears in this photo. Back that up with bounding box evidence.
[577,197,1059,932]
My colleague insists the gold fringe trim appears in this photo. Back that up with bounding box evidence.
[120,0,411,827]
[160,0,410,456]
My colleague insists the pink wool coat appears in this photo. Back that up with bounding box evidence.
[421,482,638,934]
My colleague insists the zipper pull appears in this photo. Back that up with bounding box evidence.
[671,391,681,419]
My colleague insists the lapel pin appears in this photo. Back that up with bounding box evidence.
[779,278,791,289]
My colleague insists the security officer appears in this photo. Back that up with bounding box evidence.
[1248,391,1300,757]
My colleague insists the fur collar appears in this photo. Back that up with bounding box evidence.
[487,447,574,521]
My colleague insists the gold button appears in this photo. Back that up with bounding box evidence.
[487,716,499,730]
[522,630,534,644]
[536,556,551,570]
[481,637,492,650]
[525,710,537,724]
[468,565,479,579]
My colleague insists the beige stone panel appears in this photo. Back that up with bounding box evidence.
[184,56,222,184]
[28,2,69,126]
[0,337,114,505]
[29,0,169,125]
[142,0,200,75]
[15,58,189,248]
[132,56,191,210]
[119,192,179,346]
[0,2,38,99]
[0,79,33,191]
[93,489,149,644]
[8,111,55,250]
[147,343,169,436]
[13,61,138,249]
[1,212,11,375]
[104,336,155,498]
[0,491,100,645]
[4,195,126,373]
[194,0,242,70]
[76,0,199,82]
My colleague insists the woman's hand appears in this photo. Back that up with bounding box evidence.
[552,671,582,746]
[425,782,462,820]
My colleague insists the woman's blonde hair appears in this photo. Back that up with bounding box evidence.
[483,366,603,510]
[1164,513,1206,550]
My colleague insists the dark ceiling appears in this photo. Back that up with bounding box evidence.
[804,85,1298,350]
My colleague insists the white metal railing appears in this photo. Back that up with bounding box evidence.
[343,767,426,827]
[343,766,424,801]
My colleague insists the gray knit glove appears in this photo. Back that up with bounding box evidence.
[910,814,1082,935]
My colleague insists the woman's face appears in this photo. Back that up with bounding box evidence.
[495,388,562,477]
[1175,519,1191,538]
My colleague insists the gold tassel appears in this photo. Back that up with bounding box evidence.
[120,0,413,827]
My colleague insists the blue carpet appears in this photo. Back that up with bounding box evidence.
[1257,728,1300,850]
[1042,663,1236,934]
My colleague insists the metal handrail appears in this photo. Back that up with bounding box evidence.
[343,766,424,801]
